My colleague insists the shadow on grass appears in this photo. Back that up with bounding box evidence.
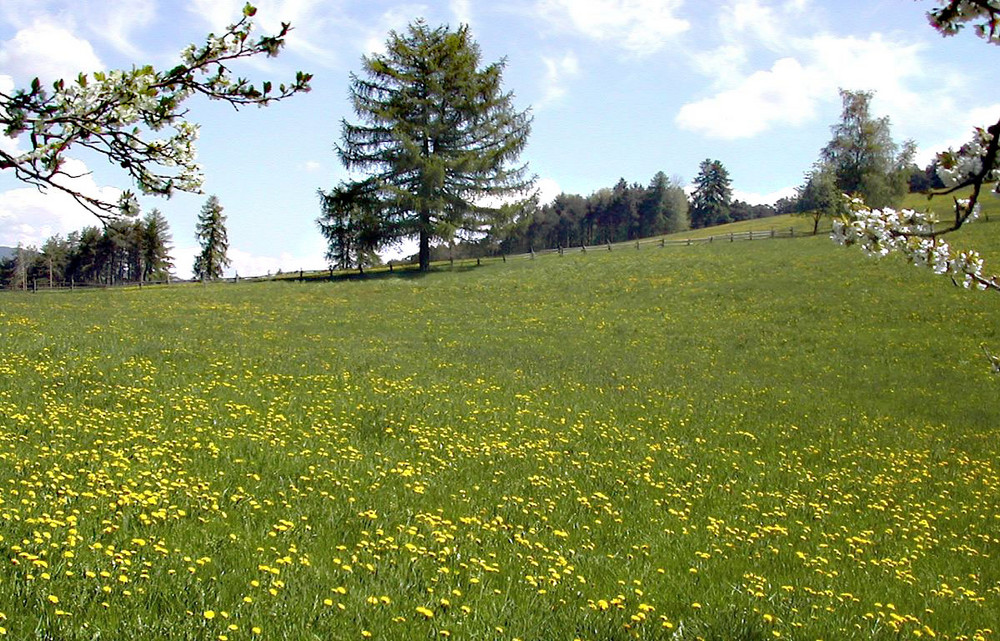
[269,260,491,284]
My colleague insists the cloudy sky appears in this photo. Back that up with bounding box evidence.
[2,0,999,278]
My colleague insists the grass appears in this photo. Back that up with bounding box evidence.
[0,217,998,640]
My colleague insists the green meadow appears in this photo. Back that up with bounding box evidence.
[1,206,998,640]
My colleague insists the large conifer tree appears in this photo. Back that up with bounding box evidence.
[690,159,732,229]
[193,195,230,281]
[336,20,534,271]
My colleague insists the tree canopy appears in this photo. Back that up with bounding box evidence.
[332,20,534,272]
[820,89,913,209]
[0,3,310,222]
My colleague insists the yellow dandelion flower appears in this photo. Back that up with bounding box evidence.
[416,606,435,619]
[204,610,216,620]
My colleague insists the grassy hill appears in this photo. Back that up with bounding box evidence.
[0,216,997,640]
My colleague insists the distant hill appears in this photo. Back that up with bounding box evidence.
[0,246,15,261]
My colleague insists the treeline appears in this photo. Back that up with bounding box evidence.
[0,210,173,290]
[502,170,788,255]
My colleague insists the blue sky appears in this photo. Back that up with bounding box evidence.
[2,0,999,278]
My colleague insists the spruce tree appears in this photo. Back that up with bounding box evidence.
[690,159,733,229]
[142,209,174,281]
[193,195,230,281]
[336,21,534,271]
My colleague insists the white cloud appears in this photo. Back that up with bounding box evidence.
[535,177,561,205]
[914,103,1000,167]
[537,51,579,108]
[173,243,328,280]
[227,246,326,279]
[0,158,121,248]
[677,31,929,139]
[677,57,819,139]
[0,19,102,83]
[536,0,689,56]
[732,185,796,205]
[186,0,346,68]
[303,160,323,172]
[451,0,472,26]
[362,6,427,57]
[100,0,157,57]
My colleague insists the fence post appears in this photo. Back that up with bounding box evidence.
[771,228,775,238]
[607,242,612,251]
[660,238,665,248]
[730,233,734,242]
[790,227,794,238]
[686,238,691,246]
[636,240,640,250]
[581,244,587,253]
[710,236,713,243]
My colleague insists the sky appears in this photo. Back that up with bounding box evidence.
[2,0,999,278]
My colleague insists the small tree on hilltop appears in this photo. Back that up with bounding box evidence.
[797,164,846,235]
[193,195,230,281]
[335,20,534,272]
[820,89,914,209]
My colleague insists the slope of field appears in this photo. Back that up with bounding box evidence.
[0,227,998,640]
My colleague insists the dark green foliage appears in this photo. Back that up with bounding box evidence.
[690,159,733,228]
[641,170,690,235]
[317,183,384,272]
[336,21,534,271]
[502,172,691,253]
[796,164,846,234]
[0,207,175,288]
[142,209,174,281]
[908,160,946,192]
[820,89,914,208]
[193,195,230,281]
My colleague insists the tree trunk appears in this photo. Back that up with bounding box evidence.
[419,209,431,272]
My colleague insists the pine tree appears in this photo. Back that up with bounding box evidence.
[640,171,689,236]
[336,21,534,271]
[142,209,174,281]
[690,159,732,228]
[193,195,230,281]
[317,184,383,272]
